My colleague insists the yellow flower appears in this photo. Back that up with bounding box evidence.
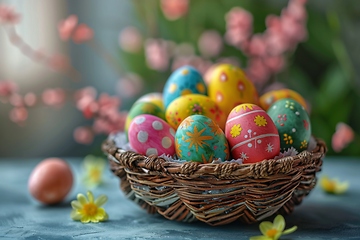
[283,134,293,145]
[185,126,212,151]
[254,115,267,127]
[250,215,297,240]
[82,155,106,188]
[230,124,242,138]
[71,191,108,223]
[320,175,349,194]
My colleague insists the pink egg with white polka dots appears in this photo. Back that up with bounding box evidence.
[128,114,176,156]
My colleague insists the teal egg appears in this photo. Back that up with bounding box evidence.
[163,66,207,108]
[175,115,229,163]
[267,98,311,152]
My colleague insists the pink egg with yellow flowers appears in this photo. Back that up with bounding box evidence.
[225,104,280,164]
[128,114,176,156]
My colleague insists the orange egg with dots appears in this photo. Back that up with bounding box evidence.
[28,158,73,205]
[259,88,308,112]
[206,63,259,117]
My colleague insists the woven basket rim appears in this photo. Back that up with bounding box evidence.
[102,137,327,179]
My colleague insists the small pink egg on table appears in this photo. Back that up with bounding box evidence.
[28,158,73,205]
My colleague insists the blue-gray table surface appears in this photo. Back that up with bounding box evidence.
[0,157,359,240]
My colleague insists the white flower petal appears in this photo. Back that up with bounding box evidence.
[70,210,82,220]
[71,200,83,210]
[95,195,108,207]
[77,193,87,205]
[259,221,273,236]
[87,191,94,203]
[273,215,285,232]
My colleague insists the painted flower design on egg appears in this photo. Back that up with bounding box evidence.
[175,115,229,163]
[184,126,212,152]
[225,104,280,163]
[267,98,311,152]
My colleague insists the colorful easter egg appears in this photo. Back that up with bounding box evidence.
[166,94,226,130]
[163,65,207,108]
[259,88,308,111]
[175,115,229,163]
[128,114,176,156]
[225,104,280,164]
[206,63,259,116]
[124,102,165,135]
[267,98,311,152]
[134,92,165,111]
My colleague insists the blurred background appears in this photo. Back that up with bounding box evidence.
[0,0,359,158]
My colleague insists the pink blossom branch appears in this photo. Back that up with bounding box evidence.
[2,26,81,81]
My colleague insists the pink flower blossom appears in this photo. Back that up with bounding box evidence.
[262,55,285,73]
[198,30,223,58]
[332,122,355,153]
[74,87,97,117]
[73,126,94,145]
[225,7,253,47]
[42,88,66,106]
[58,15,94,44]
[58,15,78,41]
[160,0,189,21]
[72,23,94,44]
[117,73,144,98]
[0,4,21,25]
[97,93,121,118]
[0,81,18,98]
[92,111,127,134]
[263,28,290,56]
[24,92,37,107]
[144,39,170,71]
[9,93,23,107]
[246,58,270,86]
[285,0,307,23]
[9,107,28,124]
[246,34,267,57]
[119,26,143,53]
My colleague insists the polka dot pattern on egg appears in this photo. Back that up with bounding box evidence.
[128,114,176,157]
[152,121,163,130]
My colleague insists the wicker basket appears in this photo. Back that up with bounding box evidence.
[102,136,326,226]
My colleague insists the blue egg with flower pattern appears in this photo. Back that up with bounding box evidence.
[163,66,207,108]
[175,115,229,163]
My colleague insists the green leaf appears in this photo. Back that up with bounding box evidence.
[320,65,350,102]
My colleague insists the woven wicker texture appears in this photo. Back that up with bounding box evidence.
[103,138,326,226]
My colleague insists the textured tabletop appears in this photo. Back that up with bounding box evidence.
[0,157,359,240]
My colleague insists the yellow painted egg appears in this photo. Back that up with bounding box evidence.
[259,88,308,111]
[134,92,165,111]
[166,94,226,130]
[206,63,259,117]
